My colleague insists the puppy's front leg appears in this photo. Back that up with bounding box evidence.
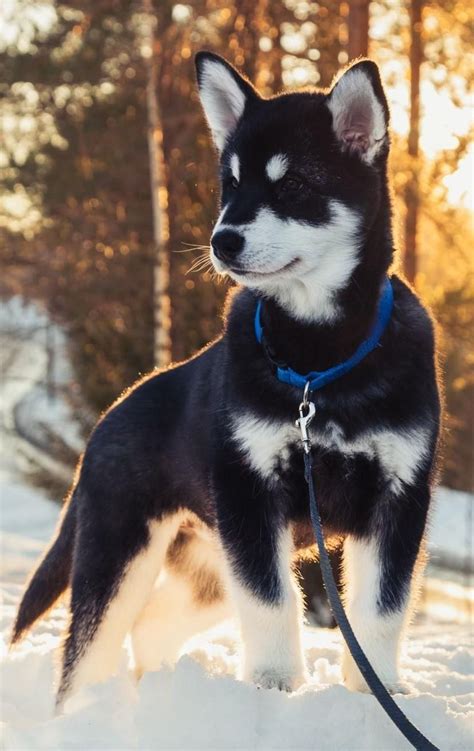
[342,479,431,694]
[231,525,306,691]
[215,462,306,691]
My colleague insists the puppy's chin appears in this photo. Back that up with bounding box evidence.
[210,252,227,275]
[224,269,290,289]
[211,257,303,287]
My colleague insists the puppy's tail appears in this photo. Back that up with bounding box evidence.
[10,490,77,646]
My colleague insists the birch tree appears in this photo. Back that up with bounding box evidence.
[142,0,172,368]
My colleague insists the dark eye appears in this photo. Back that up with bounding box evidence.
[279,175,304,193]
[224,174,239,190]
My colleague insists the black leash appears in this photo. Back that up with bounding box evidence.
[297,396,439,751]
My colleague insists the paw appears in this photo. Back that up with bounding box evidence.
[383,680,410,696]
[250,666,305,692]
[343,669,408,695]
[342,647,408,695]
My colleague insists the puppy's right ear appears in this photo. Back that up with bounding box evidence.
[327,60,389,164]
[195,52,257,153]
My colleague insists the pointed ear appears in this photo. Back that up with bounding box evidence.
[195,52,257,153]
[327,60,390,164]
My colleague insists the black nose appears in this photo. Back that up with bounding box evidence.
[212,230,244,264]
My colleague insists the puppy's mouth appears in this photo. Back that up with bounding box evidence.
[227,257,301,278]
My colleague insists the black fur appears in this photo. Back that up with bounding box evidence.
[11,496,76,644]
[12,52,441,700]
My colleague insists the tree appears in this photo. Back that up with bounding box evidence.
[403,0,423,285]
[347,0,370,59]
[315,1,344,86]
[0,1,157,408]
[142,0,171,368]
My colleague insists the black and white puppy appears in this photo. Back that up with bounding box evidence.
[12,52,440,706]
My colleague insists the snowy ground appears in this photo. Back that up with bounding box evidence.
[2,593,473,751]
[0,297,83,587]
[1,297,473,750]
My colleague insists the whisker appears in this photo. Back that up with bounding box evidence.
[187,264,215,277]
[181,241,211,247]
[191,262,214,275]
[174,244,211,254]
[188,251,210,265]
[187,261,209,274]
[186,252,213,274]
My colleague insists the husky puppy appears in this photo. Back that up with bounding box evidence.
[12,53,440,706]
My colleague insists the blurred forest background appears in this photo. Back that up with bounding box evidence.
[0,0,472,492]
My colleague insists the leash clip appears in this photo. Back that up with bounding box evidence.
[296,383,315,455]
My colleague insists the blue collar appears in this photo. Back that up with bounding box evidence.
[254,277,394,392]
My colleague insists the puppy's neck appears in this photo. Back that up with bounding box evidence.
[258,233,393,374]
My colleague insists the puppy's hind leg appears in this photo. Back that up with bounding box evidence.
[57,511,182,709]
[132,526,232,676]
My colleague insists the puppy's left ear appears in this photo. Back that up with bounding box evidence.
[327,60,389,164]
[195,51,258,153]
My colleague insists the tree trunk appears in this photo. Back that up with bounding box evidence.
[404,0,423,286]
[143,0,172,368]
[316,1,344,87]
[347,0,370,59]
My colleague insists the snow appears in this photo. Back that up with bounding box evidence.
[0,476,58,585]
[0,296,81,592]
[1,294,473,750]
[430,487,474,572]
[0,295,85,482]
[1,598,473,750]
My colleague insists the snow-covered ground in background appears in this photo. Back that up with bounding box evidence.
[1,295,473,749]
[430,486,473,572]
[0,296,84,480]
[0,296,84,588]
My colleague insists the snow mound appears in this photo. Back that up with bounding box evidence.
[1,606,473,751]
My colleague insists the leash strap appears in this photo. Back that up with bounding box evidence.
[303,447,439,751]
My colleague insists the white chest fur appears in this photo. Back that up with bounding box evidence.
[232,413,431,493]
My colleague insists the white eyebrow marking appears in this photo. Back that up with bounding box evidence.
[230,153,240,182]
[266,154,289,182]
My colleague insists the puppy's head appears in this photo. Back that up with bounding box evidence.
[195,52,390,322]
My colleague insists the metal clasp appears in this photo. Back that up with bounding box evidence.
[296,382,315,454]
